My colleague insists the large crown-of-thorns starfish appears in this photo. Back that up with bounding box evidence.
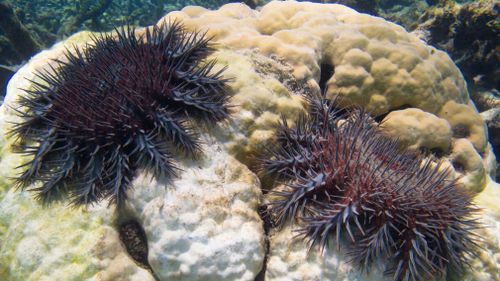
[11,22,230,206]
[262,93,480,281]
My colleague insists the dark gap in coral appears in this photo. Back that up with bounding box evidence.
[254,205,271,281]
[488,123,500,182]
[452,124,470,138]
[373,104,412,123]
[451,160,465,174]
[318,63,334,93]
[118,219,150,269]
[430,147,445,158]
[419,147,445,158]
[258,173,279,195]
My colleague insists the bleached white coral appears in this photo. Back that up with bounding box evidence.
[126,142,265,281]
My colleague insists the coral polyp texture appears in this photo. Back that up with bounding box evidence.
[10,22,229,205]
[262,95,480,281]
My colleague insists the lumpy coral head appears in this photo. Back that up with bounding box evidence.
[10,22,229,206]
[262,94,480,281]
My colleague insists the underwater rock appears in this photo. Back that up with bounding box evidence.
[0,35,22,65]
[0,64,15,103]
[0,1,41,60]
[413,0,499,91]
[481,107,500,181]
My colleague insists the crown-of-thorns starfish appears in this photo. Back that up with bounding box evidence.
[261,93,480,281]
[11,22,230,206]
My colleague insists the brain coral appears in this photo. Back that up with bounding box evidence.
[159,0,493,192]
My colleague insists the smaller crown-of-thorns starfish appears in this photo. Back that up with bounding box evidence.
[261,94,480,281]
[10,22,230,206]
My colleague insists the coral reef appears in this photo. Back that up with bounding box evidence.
[0,1,498,281]
[56,0,112,36]
[481,106,500,181]
[157,2,497,279]
[164,1,493,192]
[413,0,499,90]
[11,22,229,205]
[0,1,41,100]
[0,1,41,59]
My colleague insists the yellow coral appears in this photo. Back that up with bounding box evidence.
[439,100,488,152]
[159,0,492,192]
[382,108,452,152]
